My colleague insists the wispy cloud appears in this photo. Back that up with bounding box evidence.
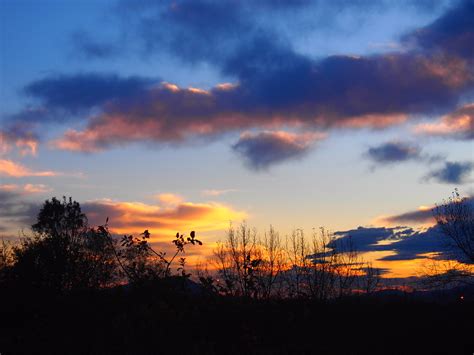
[0,183,52,195]
[201,189,237,197]
[0,159,58,178]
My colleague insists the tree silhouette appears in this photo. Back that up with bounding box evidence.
[12,197,116,291]
[434,189,474,263]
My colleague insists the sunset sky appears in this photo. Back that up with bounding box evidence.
[1,0,473,278]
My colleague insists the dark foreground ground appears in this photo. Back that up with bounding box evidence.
[1,283,473,355]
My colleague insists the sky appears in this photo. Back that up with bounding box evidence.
[1,0,473,278]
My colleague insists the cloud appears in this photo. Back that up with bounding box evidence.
[0,183,52,195]
[23,73,157,115]
[414,103,474,140]
[111,0,448,64]
[425,161,473,184]
[365,141,421,164]
[377,227,446,261]
[47,54,473,151]
[403,0,474,60]
[201,189,236,197]
[23,184,53,194]
[376,196,474,227]
[0,129,39,157]
[0,190,247,259]
[333,226,414,252]
[82,197,247,262]
[154,193,184,206]
[331,225,449,262]
[5,0,474,160]
[71,32,119,59]
[83,198,247,241]
[378,206,435,226]
[232,131,325,170]
[0,185,42,234]
[0,159,58,178]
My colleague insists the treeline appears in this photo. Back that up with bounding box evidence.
[1,196,473,354]
[0,197,382,299]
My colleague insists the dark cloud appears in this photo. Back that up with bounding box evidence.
[332,226,415,252]
[0,188,40,228]
[232,131,323,170]
[50,48,474,152]
[23,73,157,115]
[366,142,421,164]
[381,196,474,225]
[378,227,446,261]
[403,0,474,60]
[110,0,449,63]
[425,161,474,184]
[384,208,435,225]
[332,225,451,262]
[4,0,473,160]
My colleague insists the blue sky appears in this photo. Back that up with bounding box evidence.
[1,0,473,276]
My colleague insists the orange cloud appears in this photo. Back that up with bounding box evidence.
[0,159,58,177]
[84,198,247,240]
[414,103,474,139]
[154,193,184,206]
[16,138,38,156]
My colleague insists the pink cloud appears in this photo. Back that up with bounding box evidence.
[0,159,58,178]
[414,103,474,140]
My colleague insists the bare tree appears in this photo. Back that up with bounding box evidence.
[256,226,285,298]
[304,228,336,300]
[335,234,363,298]
[284,229,310,298]
[360,262,381,294]
[213,223,262,297]
[434,189,474,263]
[304,228,361,300]
[420,258,474,289]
